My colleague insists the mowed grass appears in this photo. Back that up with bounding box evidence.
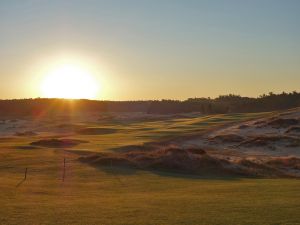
[1,149,300,225]
[1,111,300,225]
[35,112,269,153]
[2,112,268,153]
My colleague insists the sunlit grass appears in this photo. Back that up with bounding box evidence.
[1,149,299,225]
[2,111,298,225]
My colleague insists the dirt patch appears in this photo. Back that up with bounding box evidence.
[30,138,88,148]
[76,127,116,135]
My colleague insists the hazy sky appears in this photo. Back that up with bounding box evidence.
[1,0,300,100]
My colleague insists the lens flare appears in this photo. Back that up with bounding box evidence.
[41,64,99,99]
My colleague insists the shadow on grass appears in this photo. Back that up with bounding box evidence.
[150,170,241,181]
[87,164,241,181]
[64,149,98,156]
[16,178,26,188]
[78,144,246,181]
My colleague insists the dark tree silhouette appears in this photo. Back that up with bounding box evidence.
[0,91,300,116]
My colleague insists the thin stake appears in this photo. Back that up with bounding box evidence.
[16,168,27,188]
[63,157,66,182]
[24,168,27,180]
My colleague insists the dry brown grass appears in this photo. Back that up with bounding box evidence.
[238,135,300,147]
[263,118,299,128]
[266,157,300,170]
[80,146,300,178]
[285,126,300,134]
[210,134,245,143]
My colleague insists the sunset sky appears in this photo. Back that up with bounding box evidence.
[1,0,300,100]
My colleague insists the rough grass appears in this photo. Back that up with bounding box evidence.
[286,126,300,134]
[238,135,300,148]
[80,147,232,176]
[80,147,298,178]
[209,134,245,143]
[267,157,300,170]
[264,118,299,128]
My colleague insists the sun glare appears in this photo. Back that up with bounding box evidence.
[41,64,99,99]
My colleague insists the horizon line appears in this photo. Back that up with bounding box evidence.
[1,90,299,102]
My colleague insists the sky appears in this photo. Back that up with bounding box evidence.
[0,0,300,100]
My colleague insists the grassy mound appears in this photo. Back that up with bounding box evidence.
[80,147,233,176]
[80,147,299,177]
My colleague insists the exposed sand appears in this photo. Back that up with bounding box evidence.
[1,110,299,177]
[173,108,300,176]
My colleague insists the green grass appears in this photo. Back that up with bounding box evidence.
[1,150,299,225]
[64,112,270,153]
[1,111,300,225]
[1,112,268,153]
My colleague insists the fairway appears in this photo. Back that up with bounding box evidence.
[0,112,269,154]
[1,112,300,225]
[1,154,300,225]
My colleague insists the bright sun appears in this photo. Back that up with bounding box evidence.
[41,64,99,99]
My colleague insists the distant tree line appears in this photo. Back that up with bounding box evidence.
[0,91,300,117]
[148,92,300,114]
